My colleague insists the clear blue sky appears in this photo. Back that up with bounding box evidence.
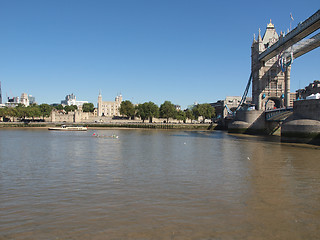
[0,0,319,109]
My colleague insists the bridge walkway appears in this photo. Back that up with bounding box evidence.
[265,108,293,122]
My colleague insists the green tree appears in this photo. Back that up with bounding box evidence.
[64,105,77,113]
[136,104,147,122]
[185,109,194,123]
[27,104,41,120]
[136,102,159,123]
[6,107,17,121]
[192,104,215,123]
[82,103,94,112]
[176,110,186,123]
[55,104,64,111]
[15,104,27,120]
[39,104,53,119]
[120,100,135,119]
[0,107,8,120]
[159,101,176,123]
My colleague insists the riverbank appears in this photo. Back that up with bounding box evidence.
[0,122,216,130]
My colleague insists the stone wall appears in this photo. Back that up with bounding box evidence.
[293,99,320,120]
[281,99,320,144]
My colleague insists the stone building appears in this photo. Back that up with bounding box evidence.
[49,109,97,123]
[251,20,295,110]
[296,80,320,99]
[210,96,252,120]
[97,93,122,117]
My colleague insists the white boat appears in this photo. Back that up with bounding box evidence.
[48,125,88,131]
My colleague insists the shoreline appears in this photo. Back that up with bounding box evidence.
[0,122,216,130]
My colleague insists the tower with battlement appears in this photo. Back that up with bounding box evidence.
[97,92,122,117]
[251,20,292,110]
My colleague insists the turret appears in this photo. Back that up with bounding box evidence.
[97,91,102,116]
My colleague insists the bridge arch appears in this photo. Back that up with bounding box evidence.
[264,97,283,110]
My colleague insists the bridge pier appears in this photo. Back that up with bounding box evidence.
[281,99,320,144]
[228,110,279,135]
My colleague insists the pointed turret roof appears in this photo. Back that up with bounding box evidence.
[262,19,278,47]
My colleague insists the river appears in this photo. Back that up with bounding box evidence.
[0,128,319,239]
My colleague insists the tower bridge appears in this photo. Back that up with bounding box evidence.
[229,9,320,142]
[252,9,320,111]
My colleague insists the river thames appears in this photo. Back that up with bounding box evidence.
[0,128,319,239]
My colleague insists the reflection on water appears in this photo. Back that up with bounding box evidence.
[0,129,319,239]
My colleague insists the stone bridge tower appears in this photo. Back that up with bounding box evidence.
[251,20,291,110]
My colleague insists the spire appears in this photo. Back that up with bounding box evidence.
[253,33,257,43]
[267,19,274,29]
[258,28,262,41]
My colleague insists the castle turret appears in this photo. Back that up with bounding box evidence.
[97,91,102,117]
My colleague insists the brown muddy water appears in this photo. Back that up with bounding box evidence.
[0,129,319,239]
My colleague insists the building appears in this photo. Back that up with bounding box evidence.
[296,80,320,100]
[97,93,122,117]
[174,105,181,111]
[28,95,36,105]
[210,96,252,120]
[61,93,88,107]
[20,93,29,106]
[5,93,31,107]
[251,20,296,110]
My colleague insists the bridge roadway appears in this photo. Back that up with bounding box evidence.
[265,108,293,122]
[259,9,320,62]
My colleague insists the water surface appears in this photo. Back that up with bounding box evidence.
[0,129,319,239]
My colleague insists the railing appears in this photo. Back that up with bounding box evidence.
[265,107,293,121]
[259,9,320,62]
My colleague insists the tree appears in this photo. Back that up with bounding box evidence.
[201,103,215,120]
[55,104,64,111]
[27,104,41,120]
[176,110,186,123]
[136,104,147,122]
[64,105,77,113]
[185,109,194,123]
[7,107,17,122]
[159,101,176,123]
[119,100,135,118]
[15,104,27,120]
[82,103,94,112]
[192,104,215,123]
[39,104,53,119]
[0,107,8,121]
[136,102,159,123]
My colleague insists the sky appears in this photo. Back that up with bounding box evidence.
[0,0,319,109]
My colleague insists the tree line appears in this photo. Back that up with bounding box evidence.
[120,100,215,123]
[0,103,95,121]
[0,100,214,123]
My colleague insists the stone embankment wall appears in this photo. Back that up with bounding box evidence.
[281,99,320,144]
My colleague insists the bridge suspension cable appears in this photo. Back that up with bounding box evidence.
[225,73,252,115]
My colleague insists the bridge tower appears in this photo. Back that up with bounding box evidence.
[251,20,291,110]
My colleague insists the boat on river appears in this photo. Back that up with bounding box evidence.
[48,125,88,131]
